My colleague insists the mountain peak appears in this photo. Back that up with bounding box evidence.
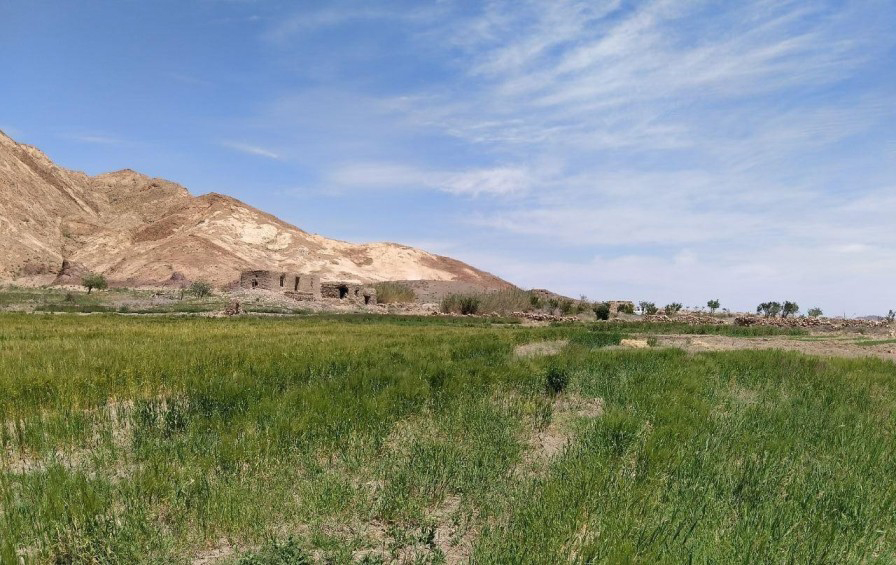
[0,133,511,289]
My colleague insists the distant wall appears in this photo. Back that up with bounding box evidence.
[239,270,321,300]
[321,282,377,305]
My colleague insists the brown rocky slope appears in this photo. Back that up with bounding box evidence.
[0,131,511,288]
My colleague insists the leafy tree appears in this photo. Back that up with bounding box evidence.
[618,302,635,315]
[82,272,107,294]
[888,310,895,323]
[664,302,683,316]
[189,280,213,298]
[807,307,823,318]
[593,302,611,320]
[782,301,799,318]
[757,302,782,318]
[707,299,720,314]
[639,301,658,316]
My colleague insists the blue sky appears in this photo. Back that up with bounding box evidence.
[2,1,894,314]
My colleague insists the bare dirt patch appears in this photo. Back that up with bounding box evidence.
[519,394,603,475]
[656,334,896,363]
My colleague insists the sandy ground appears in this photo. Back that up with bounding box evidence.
[654,334,896,363]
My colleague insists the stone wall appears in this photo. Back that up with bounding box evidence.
[239,270,321,300]
[320,282,377,305]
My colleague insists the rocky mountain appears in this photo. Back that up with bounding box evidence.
[0,130,511,288]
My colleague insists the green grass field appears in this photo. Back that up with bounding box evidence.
[1,314,894,563]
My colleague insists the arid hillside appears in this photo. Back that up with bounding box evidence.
[0,131,511,288]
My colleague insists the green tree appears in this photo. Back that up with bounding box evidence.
[757,302,782,318]
[593,302,611,321]
[189,280,213,298]
[82,273,107,294]
[639,301,658,316]
[707,299,720,314]
[807,307,823,318]
[782,301,799,318]
[664,302,683,316]
[887,310,895,323]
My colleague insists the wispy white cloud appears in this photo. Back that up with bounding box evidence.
[62,133,124,145]
[220,141,281,160]
[324,162,533,197]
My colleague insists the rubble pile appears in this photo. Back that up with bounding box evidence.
[639,313,727,325]
[511,311,580,323]
[734,316,893,331]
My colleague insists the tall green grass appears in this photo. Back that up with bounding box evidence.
[0,314,892,563]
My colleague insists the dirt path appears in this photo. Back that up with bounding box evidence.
[655,334,896,363]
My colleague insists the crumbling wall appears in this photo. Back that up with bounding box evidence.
[321,282,377,305]
[239,270,321,300]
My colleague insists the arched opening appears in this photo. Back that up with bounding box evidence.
[364,295,371,305]
[338,285,349,299]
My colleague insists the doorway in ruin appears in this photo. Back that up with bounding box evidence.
[294,277,299,291]
[364,295,371,305]
[251,279,258,288]
[280,274,285,287]
[339,285,349,299]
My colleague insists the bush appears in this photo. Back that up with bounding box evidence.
[664,302,683,316]
[547,298,560,314]
[440,294,481,315]
[887,310,895,323]
[81,273,107,294]
[529,294,542,309]
[374,282,416,304]
[618,302,635,315]
[545,366,569,395]
[807,307,823,318]
[188,281,213,298]
[559,299,576,315]
[593,302,611,321]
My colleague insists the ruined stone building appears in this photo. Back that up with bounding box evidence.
[239,270,376,305]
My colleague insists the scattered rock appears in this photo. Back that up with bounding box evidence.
[619,338,650,348]
[223,300,242,316]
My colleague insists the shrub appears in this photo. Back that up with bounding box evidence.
[618,302,635,315]
[593,302,611,321]
[547,298,560,314]
[374,282,416,304]
[639,301,658,315]
[782,301,799,318]
[545,366,569,395]
[529,294,542,309]
[807,307,823,318]
[707,299,720,314]
[440,294,481,315]
[664,302,683,316]
[81,273,107,294]
[887,310,895,323]
[189,281,213,298]
[559,299,576,315]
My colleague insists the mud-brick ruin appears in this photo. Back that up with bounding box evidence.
[239,270,376,305]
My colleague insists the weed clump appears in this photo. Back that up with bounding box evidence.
[545,366,569,395]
